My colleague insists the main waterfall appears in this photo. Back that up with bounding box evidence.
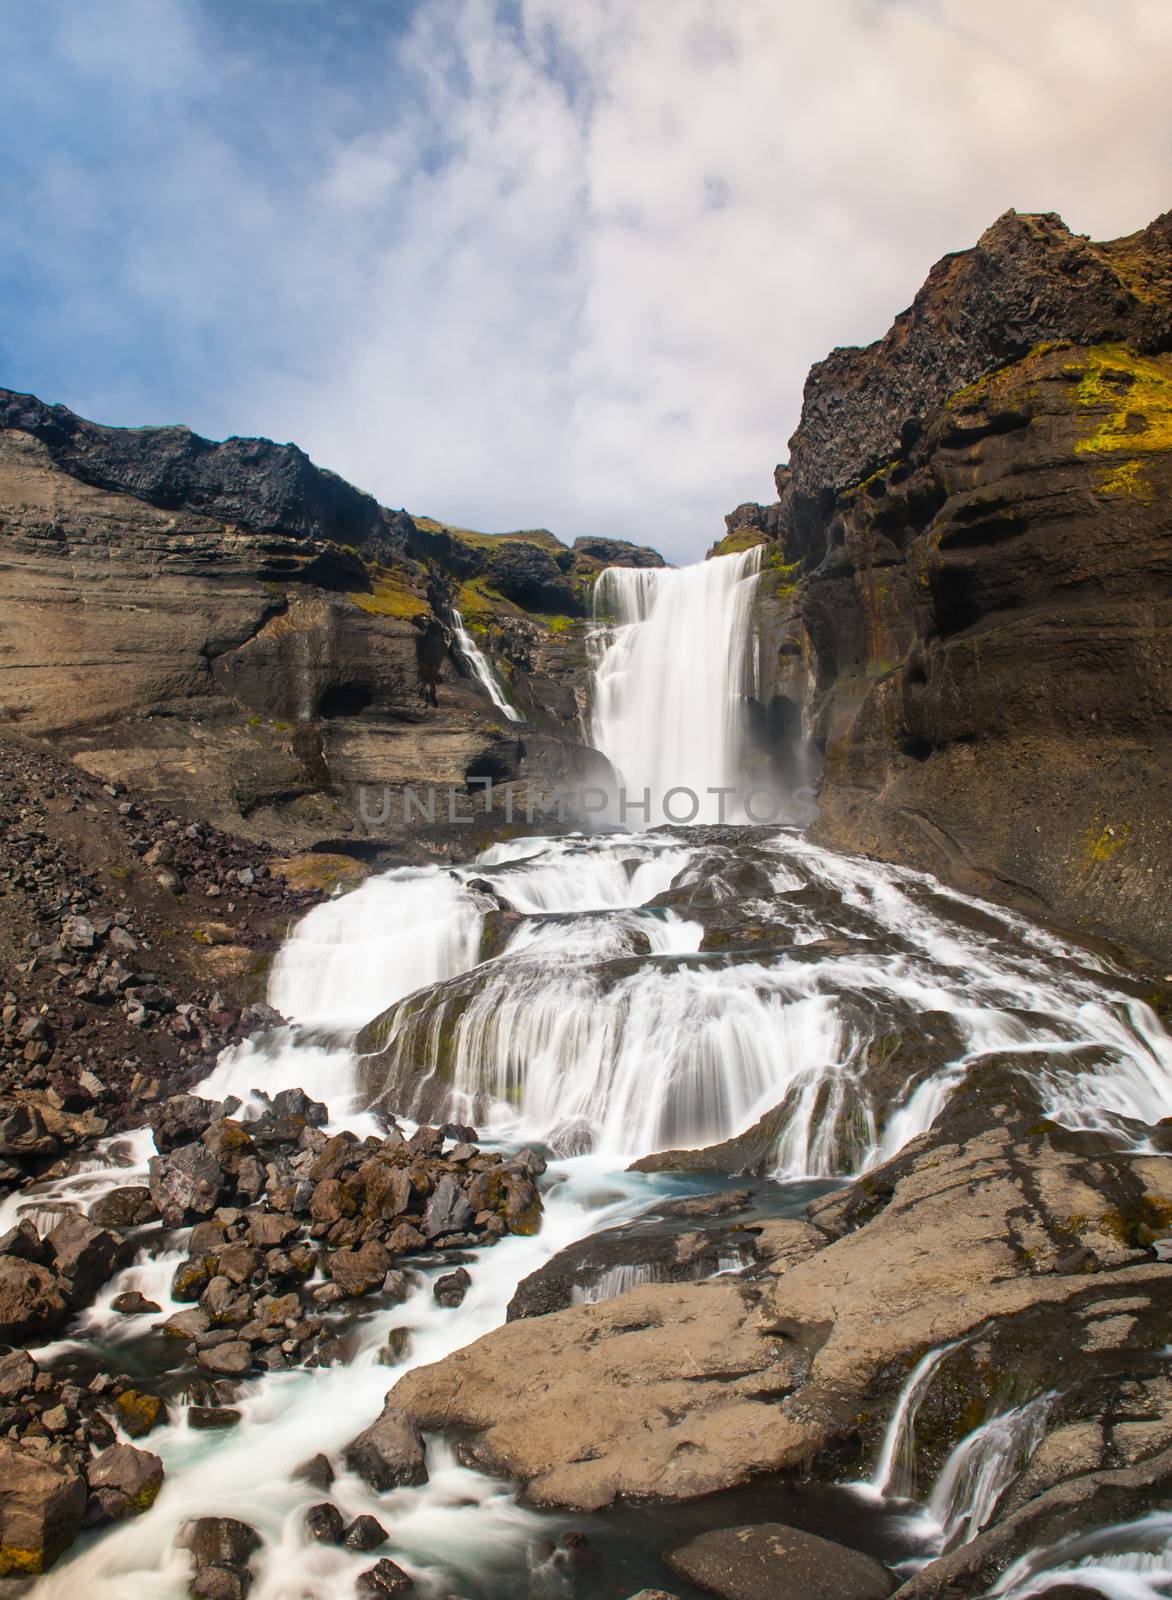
[590,546,765,822]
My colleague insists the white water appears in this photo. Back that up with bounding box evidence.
[450,606,522,722]
[16,545,1172,1596]
[590,546,765,822]
[914,1392,1056,1552]
[861,1341,969,1501]
[993,1512,1172,1600]
[360,828,1172,1172]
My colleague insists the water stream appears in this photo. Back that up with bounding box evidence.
[16,548,1172,1597]
[450,606,522,723]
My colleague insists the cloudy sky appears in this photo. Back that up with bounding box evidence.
[3,0,1171,560]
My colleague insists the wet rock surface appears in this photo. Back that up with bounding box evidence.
[665,1524,894,1600]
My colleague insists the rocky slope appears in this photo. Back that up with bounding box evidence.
[0,391,659,860]
[732,209,1172,965]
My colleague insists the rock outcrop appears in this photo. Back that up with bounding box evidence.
[0,396,654,857]
[738,209,1172,964]
[389,1058,1172,1536]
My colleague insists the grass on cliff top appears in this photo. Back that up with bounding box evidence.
[415,515,566,556]
[708,527,768,559]
[348,567,426,619]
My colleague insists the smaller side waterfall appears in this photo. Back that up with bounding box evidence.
[865,1340,969,1499]
[917,1392,1056,1552]
[451,606,522,721]
[992,1511,1172,1600]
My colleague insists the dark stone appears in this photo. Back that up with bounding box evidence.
[303,1502,344,1544]
[0,1440,86,1576]
[150,1094,219,1153]
[183,1515,262,1570]
[90,1185,159,1228]
[665,1524,894,1600]
[422,1176,474,1239]
[149,1144,227,1226]
[84,1443,164,1524]
[344,1514,388,1552]
[188,1406,242,1430]
[47,1212,134,1303]
[356,1557,415,1596]
[345,1405,428,1490]
[0,1255,68,1341]
[112,1290,163,1315]
[292,1453,335,1490]
[432,1267,471,1308]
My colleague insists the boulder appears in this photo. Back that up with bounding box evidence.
[149,1144,227,1226]
[664,1525,894,1600]
[292,1453,334,1490]
[90,1185,158,1228]
[47,1212,134,1302]
[0,1254,68,1341]
[345,1405,428,1490]
[85,1443,164,1524]
[113,1389,165,1437]
[356,1557,415,1596]
[0,1219,51,1264]
[422,1176,474,1239]
[327,1241,390,1297]
[197,1341,253,1378]
[432,1266,471,1308]
[0,1351,36,1402]
[0,1440,86,1575]
[304,1502,344,1544]
[344,1514,388,1551]
[112,1289,163,1315]
[150,1094,218,1153]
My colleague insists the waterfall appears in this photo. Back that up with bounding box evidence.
[268,867,485,1031]
[589,546,765,822]
[917,1392,1056,1551]
[991,1512,1172,1600]
[451,606,522,721]
[863,1340,968,1500]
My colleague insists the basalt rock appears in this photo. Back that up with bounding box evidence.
[665,1525,893,1600]
[389,1061,1172,1515]
[740,208,1172,965]
[0,1441,86,1575]
[345,1404,428,1491]
[0,397,618,855]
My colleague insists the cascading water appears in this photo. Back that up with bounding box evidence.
[14,546,1172,1597]
[589,546,766,822]
[913,1392,1057,1553]
[450,606,522,722]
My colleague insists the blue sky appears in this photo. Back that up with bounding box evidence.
[3,0,1171,559]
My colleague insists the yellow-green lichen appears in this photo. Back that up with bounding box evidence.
[1074,345,1172,459]
[708,527,768,558]
[1093,458,1153,500]
[1083,822,1131,864]
[349,569,426,620]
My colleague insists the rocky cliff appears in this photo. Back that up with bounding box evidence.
[0,392,660,857]
[737,209,1172,965]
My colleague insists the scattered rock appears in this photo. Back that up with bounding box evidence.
[0,1440,86,1575]
[85,1443,164,1524]
[345,1405,428,1491]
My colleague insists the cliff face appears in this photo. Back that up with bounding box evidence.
[743,209,1172,964]
[0,393,655,856]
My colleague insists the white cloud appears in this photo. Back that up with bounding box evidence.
[7,0,1172,560]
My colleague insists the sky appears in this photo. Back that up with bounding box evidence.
[3,0,1171,562]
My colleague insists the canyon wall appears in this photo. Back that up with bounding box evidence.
[736,209,1172,965]
[0,391,657,856]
